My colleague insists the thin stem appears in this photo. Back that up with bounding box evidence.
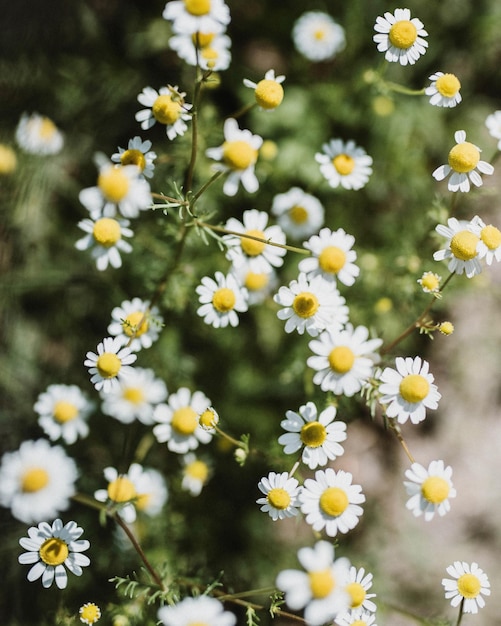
[184,68,204,193]
[455,598,465,626]
[151,191,189,206]
[388,419,415,463]
[383,81,426,96]
[191,170,225,206]
[214,424,243,448]
[228,101,256,120]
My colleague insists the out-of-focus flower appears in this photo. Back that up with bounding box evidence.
[84,337,137,393]
[316,139,373,190]
[108,297,163,351]
[136,86,192,140]
[299,227,359,286]
[34,384,93,444]
[16,112,64,155]
[256,471,301,520]
[162,0,231,35]
[271,187,325,240]
[292,11,345,62]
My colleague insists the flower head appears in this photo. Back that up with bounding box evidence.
[417,271,441,293]
[111,136,157,179]
[80,603,101,625]
[471,215,501,265]
[169,31,232,70]
[336,608,378,626]
[16,112,64,155]
[271,187,325,240]
[196,271,249,328]
[292,11,346,62]
[162,0,231,35]
[426,72,462,108]
[373,9,428,66]
[76,216,134,271]
[438,321,454,335]
[158,595,236,626]
[257,471,301,521]
[316,139,373,190]
[84,336,137,393]
[243,69,285,111]
[34,384,93,444]
[136,85,192,140]
[181,453,211,495]
[442,562,490,614]
[342,566,377,614]
[108,297,163,351]
[433,217,482,278]
[404,459,456,521]
[299,227,359,286]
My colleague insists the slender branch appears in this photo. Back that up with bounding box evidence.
[388,419,415,464]
[191,170,225,206]
[214,424,244,448]
[455,598,465,626]
[184,66,204,193]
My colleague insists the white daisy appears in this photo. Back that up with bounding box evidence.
[485,110,501,149]
[307,324,383,397]
[232,263,278,306]
[158,595,236,626]
[181,453,211,496]
[373,9,428,66]
[111,136,157,179]
[34,384,93,445]
[162,0,231,35]
[417,271,441,294]
[276,540,351,626]
[404,459,456,521]
[278,401,347,470]
[292,11,346,62]
[136,85,193,140]
[79,602,101,625]
[378,356,441,425]
[152,387,212,454]
[169,31,232,70]
[196,271,249,328]
[316,139,373,190]
[243,69,285,111]
[0,439,78,523]
[433,217,482,278]
[425,72,462,108]
[84,336,137,393]
[299,227,360,286]
[342,566,377,613]
[75,216,134,271]
[300,468,365,537]
[442,562,490,614]
[471,215,501,265]
[18,519,90,589]
[206,118,263,196]
[256,471,301,521]
[336,608,378,626]
[15,112,64,155]
[108,297,163,351]
[100,367,168,425]
[432,130,494,193]
[132,465,169,517]
[271,187,325,240]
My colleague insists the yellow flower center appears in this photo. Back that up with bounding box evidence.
[319,486,349,517]
[389,20,418,49]
[92,217,121,247]
[420,272,440,291]
[421,476,450,504]
[319,246,346,274]
[346,581,367,608]
[308,569,335,599]
[212,287,236,312]
[122,311,149,337]
[457,573,481,599]
[186,460,209,481]
[260,140,278,161]
[399,374,429,403]
[96,352,122,379]
[184,0,211,16]
[120,148,146,171]
[313,28,327,41]
[39,117,58,139]
[254,79,284,110]
[0,144,17,174]
[481,225,501,250]
[53,400,78,423]
[222,140,258,170]
[292,292,319,318]
[244,271,269,291]
[199,408,219,429]
[98,167,130,203]
[39,537,69,566]
[439,321,454,335]
[328,346,355,374]
[351,621,367,626]
[21,468,49,493]
[123,387,145,404]
[241,229,266,256]
[435,74,461,98]
[448,142,480,173]
[332,154,355,176]
[192,32,216,48]
[135,492,152,511]
[187,623,210,626]
[152,95,182,125]
[107,476,137,502]
[267,487,291,510]
[201,47,218,67]
[80,603,101,625]
[300,421,327,447]
[450,230,480,261]
[172,407,198,435]
[289,205,308,224]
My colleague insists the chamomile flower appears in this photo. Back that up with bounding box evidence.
[15,112,64,155]
[158,596,236,626]
[278,401,347,470]
[471,215,501,265]
[111,136,156,179]
[233,263,277,306]
[153,387,212,454]
[276,540,351,626]
[442,562,490,614]
[100,367,168,425]
[84,337,137,393]
[485,110,501,149]
[162,0,231,35]
[404,459,456,521]
[206,118,263,196]
[271,187,325,240]
[18,519,90,589]
[181,453,211,496]
[34,384,93,445]
[432,130,494,193]
[433,217,482,278]
[316,139,373,190]
[0,144,17,174]
[274,273,349,337]
[438,321,454,335]
[196,271,249,328]
[417,271,441,293]
[79,603,101,625]
[307,325,383,397]
[132,466,169,517]
[136,85,192,140]
[426,72,462,108]
[256,471,301,521]
[336,608,378,626]
[108,297,163,351]
[76,216,133,271]
[169,31,232,70]
[378,356,441,425]
[243,69,285,111]
[373,9,428,66]
[299,227,359,286]
[342,566,377,613]
[292,12,346,62]
[300,468,365,537]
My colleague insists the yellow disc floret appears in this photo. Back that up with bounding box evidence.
[254,79,284,110]
[244,271,269,291]
[222,140,258,170]
[292,292,319,318]
[346,581,367,608]
[319,246,346,274]
[399,374,429,403]
[184,0,211,16]
[450,231,480,261]
[96,352,122,379]
[172,407,198,435]
[98,167,130,203]
[481,225,501,250]
[39,537,69,566]
[93,218,121,247]
[300,421,327,447]
[152,95,182,125]
[389,20,418,49]
[419,272,441,292]
[319,486,349,517]
[421,476,450,504]
[80,603,102,625]
[107,476,136,502]
[289,205,308,224]
[199,408,219,429]
[438,321,454,335]
[241,229,266,256]
[192,31,216,48]
[309,569,335,598]
[39,117,58,140]
[53,400,78,423]
[332,154,355,176]
[435,74,461,98]
[212,288,236,313]
[21,468,49,493]
[448,142,480,173]
[457,573,481,599]
[122,311,149,337]
[123,387,145,404]
[267,487,291,510]
[186,460,209,481]
[120,149,146,171]
[328,346,355,374]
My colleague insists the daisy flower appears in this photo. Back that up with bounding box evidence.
[271,187,325,240]
[316,139,373,190]
[132,466,169,517]
[256,471,301,521]
[0,144,17,175]
[485,110,501,149]
[276,540,351,626]
[162,0,231,35]
[196,271,249,328]
[426,72,462,108]
[75,215,133,271]
[18,519,90,589]
[243,69,285,111]
[299,227,360,286]
[373,9,428,66]
[100,367,168,425]
[307,324,383,397]
[274,273,349,337]
[205,118,263,196]
[299,468,365,537]
[111,136,157,179]
[152,387,212,454]
[15,112,64,155]
[433,217,482,278]
[232,263,278,306]
[336,608,378,626]
[158,596,236,626]
[442,562,490,614]
[471,215,501,265]
[378,356,441,425]
[292,12,346,62]
[181,453,211,496]
[79,603,101,625]
[169,31,232,70]
[417,271,441,293]
[108,297,163,351]
[34,384,93,445]
[224,209,286,273]
[342,566,377,613]
[84,336,137,393]
[136,85,192,140]
[0,439,78,523]
[432,130,494,192]
[404,459,456,521]
[278,401,347,470]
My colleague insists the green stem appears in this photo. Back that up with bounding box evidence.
[455,598,465,626]
[184,68,204,193]
[383,81,426,96]
[191,170,225,207]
